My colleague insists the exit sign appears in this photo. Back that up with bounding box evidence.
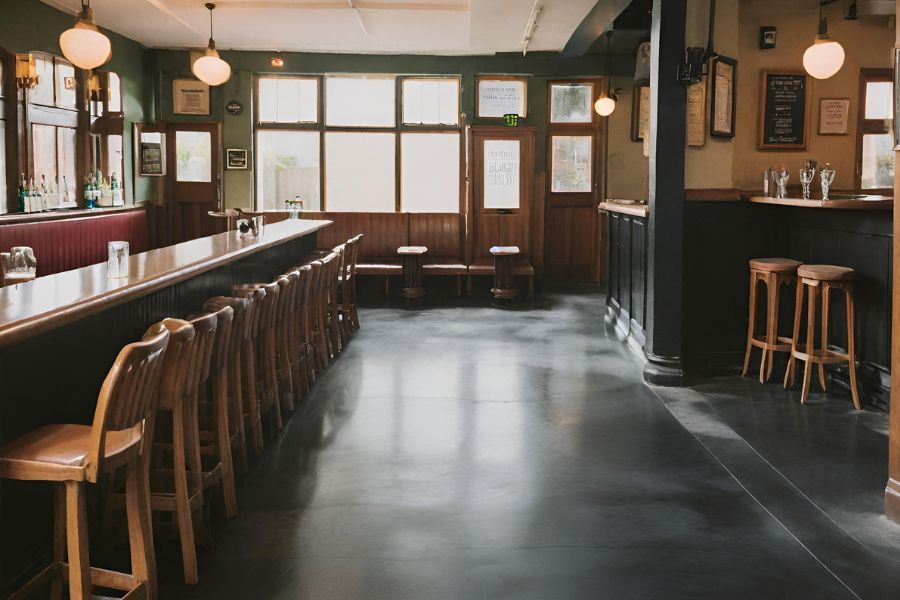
[503,113,519,127]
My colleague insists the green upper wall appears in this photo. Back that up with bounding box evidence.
[0,0,154,204]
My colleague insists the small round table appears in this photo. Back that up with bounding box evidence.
[397,246,428,302]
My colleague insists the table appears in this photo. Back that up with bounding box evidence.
[397,246,428,302]
[490,246,520,302]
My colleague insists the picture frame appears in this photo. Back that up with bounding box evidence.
[818,98,850,135]
[476,76,528,119]
[758,71,810,150]
[709,55,736,138]
[173,79,210,115]
[630,84,650,142]
[226,148,248,170]
[759,27,777,50]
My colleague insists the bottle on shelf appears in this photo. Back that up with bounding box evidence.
[17,174,26,213]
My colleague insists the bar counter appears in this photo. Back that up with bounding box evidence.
[0,218,330,592]
[748,194,893,210]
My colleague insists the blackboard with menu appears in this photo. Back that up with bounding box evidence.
[759,72,810,150]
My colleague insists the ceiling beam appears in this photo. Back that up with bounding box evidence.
[561,0,632,57]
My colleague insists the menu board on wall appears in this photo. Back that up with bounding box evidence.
[483,139,520,209]
[759,72,810,150]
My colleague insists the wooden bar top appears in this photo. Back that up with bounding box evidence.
[599,200,650,218]
[747,195,893,210]
[0,219,331,347]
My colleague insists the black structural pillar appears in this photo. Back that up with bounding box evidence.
[643,0,687,386]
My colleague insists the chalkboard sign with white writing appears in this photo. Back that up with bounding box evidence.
[759,72,809,149]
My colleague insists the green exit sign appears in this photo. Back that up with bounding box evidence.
[503,114,519,127]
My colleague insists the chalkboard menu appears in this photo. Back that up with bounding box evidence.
[759,72,810,150]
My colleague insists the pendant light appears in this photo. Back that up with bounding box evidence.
[595,31,618,117]
[803,2,845,80]
[192,3,232,86]
[59,0,112,70]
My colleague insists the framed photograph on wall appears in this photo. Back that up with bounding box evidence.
[818,98,850,135]
[173,79,210,115]
[477,76,528,119]
[630,85,650,142]
[709,55,736,138]
[225,148,248,170]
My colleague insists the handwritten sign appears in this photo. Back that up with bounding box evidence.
[483,140,520,209]
[478,79,526,119]
[759,72,809,149]
[818,98,849,135]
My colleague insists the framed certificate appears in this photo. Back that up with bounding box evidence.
[173,79,210,115]
[477,76,527,119]
[710,55,736,138]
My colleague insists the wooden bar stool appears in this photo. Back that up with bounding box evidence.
[398,246,428,304]
[490,246,520,304]
[784,264,861,408]
[321,250,342,359]
[0,324,168,600]
[342,234,363,333]
[273,272,298,415]
[284,265,313,399]
[230,287,266,456]
[234,282,283,432]
[741,258,802,383]
[304,260,327,376]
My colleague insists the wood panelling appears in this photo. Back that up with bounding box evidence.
[408,213,464,261]
[545,206,598,281]
[301,211,408,258]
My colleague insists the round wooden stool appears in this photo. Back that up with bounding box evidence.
[784,264,860,408]
[742,258,802,383]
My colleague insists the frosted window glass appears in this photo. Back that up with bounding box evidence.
[325,132,395,212]
[56,61,77,109]
[861,133,895,189]
[402,79,459,125]
[550,84,593,123]
[483,139,520,209]
[865,81,893,120]
[325,76,395,127]
[551,135,592,192]
[401,133,460,213]
[175,131,212,182]
[106,134,123,180]
[30,56,54,106]
[256,130,321,211]
[108,72,122,112]
[258,77,318,123]
[32,124,57,185]
[57,127,77,194]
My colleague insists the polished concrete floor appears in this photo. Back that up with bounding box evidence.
[159,292,900,599]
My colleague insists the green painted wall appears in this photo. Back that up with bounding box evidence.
[0,0,154,204]
[151,49,632,209]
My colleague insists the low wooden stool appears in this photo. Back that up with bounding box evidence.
[741,258,802,383]
[490,246,520,303]
[0,324,168,600]
[398,246,428,303]
[784,264,860,408]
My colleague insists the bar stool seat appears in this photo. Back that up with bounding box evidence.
[749,258,802,273]
[797,264,855,281]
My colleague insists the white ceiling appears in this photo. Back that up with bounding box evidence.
[41,0,599,55]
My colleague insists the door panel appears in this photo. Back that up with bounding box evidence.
[167,122,221,244]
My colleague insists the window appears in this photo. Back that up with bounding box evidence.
[90,70,125,188]
[402,78,459,126]
[325,75,395,127]
[550,83,594,124]
[175,131,212,183]
[483,139,520,210]
[547,79,598,200]
[256,130,320,210]
[551,136,593,192]
[401,133,460,212]
[857,69,895,192]
[258,77,318,124]
[326,132,395,212]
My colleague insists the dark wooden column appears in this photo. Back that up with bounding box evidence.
[643,0,687,386]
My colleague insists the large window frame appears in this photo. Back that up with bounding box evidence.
[856,68,894,194]
[254,73,464,213]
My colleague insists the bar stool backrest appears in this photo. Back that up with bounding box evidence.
[186,312,219,393]
[233,286,266,343]
[86,323,170,482]
[204,297,250,359]
[199,305,234,374]
[346,235,362,279]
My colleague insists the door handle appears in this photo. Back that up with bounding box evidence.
[497,209,512,215]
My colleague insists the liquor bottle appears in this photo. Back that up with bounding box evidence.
[17,174,26,212]
[27,177,36,213]
[61,175,70,206]
[84,175,93,209]
[39,175,48,211]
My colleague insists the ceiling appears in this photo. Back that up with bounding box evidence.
[41,0,601,55]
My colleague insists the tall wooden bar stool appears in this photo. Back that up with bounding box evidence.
[304,260,326,377]
[0,324,168,600]
[284,265,313,398]
[341,234,363,332]
[490,246,520,304]
[234,282,283,432]
[784,264,860,408]
[203,296,251,475]
[741,258,802,383]
[398,246,428,305]
[229,287,266,456]
[273,272,299,415]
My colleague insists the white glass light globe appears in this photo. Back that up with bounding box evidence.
[594,96,616,117]
[803,39,845,80]
[59,22,111,70]
[192,49,231,86]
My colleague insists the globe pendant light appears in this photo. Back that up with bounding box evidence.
[59,0,112,70]
[192,3,231,86]
[594,31,618,117]
[803,5,845,80]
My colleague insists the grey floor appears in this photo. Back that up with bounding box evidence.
[159,292,900,599]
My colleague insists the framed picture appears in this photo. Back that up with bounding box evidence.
[173,79,210,115]
[226,148,248,170]
[710,55,736,138]
[818,98,850,135]
[630,85,650,142]
[758,71,810,150]
[477,76,527,119]
[759,27,777,50]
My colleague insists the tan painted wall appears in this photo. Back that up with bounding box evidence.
[606,77,649,200]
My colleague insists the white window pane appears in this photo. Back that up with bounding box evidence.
[108,72,122,112]
[551,135,592,192]
[401,133,460,213]
[57,127,77,199]
[258,77,317,123]
[30,56,54,106]
[256,130,321,211]
[0,120,6,213]
[402,78,459,125]
[107,134,123,180]
[865,81,894,120]
[56,61,77,109]
[550,84,593,123]
[483,139,520,209]
[176,131,212,182]
[325,76,395,127]
[325,132,395,212]
[478,79,527,118]
[32,124,57,185]
[861,133,895,189]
